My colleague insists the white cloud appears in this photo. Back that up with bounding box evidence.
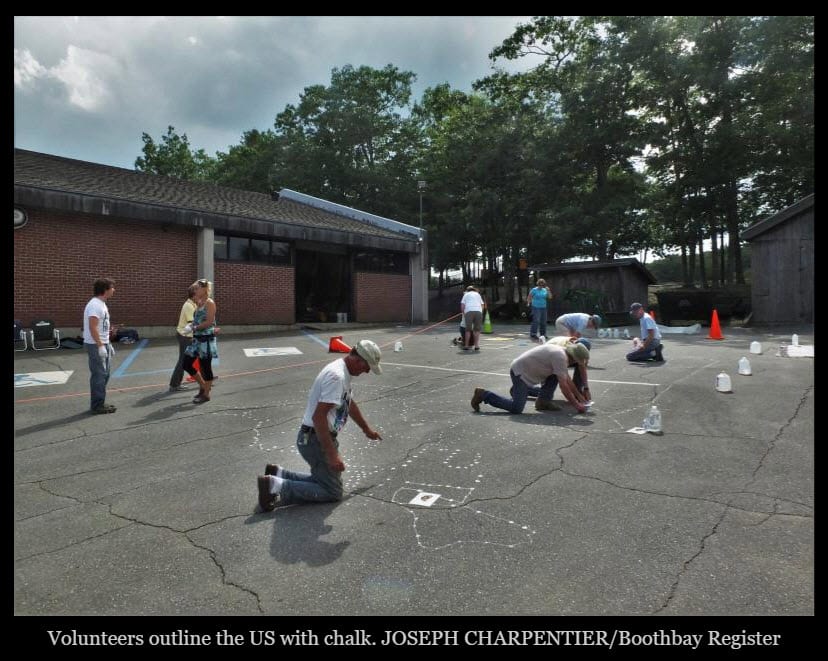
[14,15,534,168]
[13,49,47,89]
[51,45,121,111]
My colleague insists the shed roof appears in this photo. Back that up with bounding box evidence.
[14,149,421,252]
[742,194,814,241]
[528,258,657,284]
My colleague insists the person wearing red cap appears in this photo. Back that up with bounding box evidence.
[257,339,383,511]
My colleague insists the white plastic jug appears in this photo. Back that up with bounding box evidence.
[791,334,799,346]
[598,328,607,338]
[394,341,403,352]
[738,356,752,375]
[715,371,732,393]
[632,338,641,350]
[623,328,630,339]
[613,328,620,339]
[642,405,662,433]
[750,341,762,355]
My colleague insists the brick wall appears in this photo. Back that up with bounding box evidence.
[215,262,295,324]
[13,209,197,328]
[354,272,411,322]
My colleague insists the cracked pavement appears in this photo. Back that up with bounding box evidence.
[14,323,813,615]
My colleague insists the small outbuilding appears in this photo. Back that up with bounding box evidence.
[742,194,814,325]
[527,258,656,322]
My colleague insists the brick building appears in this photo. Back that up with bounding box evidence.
[14,149,428,336]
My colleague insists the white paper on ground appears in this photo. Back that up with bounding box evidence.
[408,492,441,507]
[785,345,814,357]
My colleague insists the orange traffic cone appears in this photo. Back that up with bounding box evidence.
[328,336,351,353]
[707,309,724,340]
[185,356,201,382]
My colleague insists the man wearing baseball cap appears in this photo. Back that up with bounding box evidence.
[627,302,665,362]
[257,339,383,511]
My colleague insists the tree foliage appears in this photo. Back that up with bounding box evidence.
[135,17,813,291]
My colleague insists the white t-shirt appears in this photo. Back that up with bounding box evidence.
[460,291,484,313]
[83,297,111,345]
[302,358,353,433]
[557,313,591,334]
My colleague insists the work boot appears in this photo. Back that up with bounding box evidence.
[534,399,561,411]
[470,388,485,412]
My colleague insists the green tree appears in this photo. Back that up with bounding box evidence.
[134,125,216,180]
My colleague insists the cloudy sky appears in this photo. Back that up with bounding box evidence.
[14,16,538,170]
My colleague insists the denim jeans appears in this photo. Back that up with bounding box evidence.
[530,307,548,338]
[278,428,344,504]
[626,341,663,362]
[85,343,111,410]
[483,369,557,413]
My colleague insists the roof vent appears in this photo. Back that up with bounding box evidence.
[271,191,280,201]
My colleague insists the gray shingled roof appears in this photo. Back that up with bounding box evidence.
[14,149,415,246]
[528,258,657,284]
[742,193,814,241]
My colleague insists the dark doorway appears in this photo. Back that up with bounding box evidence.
[295,250,352,323]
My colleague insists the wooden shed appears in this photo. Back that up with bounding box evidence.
[528,258,656,322]
[743,194,814,325]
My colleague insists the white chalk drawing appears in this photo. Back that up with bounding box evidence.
[243,347,303,357]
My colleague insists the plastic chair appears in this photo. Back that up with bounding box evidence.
[29,319,61,350]
[14,320,29,351]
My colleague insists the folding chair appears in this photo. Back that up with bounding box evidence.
[29,319,61,350]
[13,319,29,351]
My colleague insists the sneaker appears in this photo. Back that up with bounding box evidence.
[257,475,280,512]
[168,384,190,392]
[91,404,117,414]
[470,387,485,412]
[265,463,281,477]
[474,347,480,351]
[534,399,561,411]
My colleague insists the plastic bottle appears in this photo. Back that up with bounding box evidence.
[613,328,620,339]
[738,356,752,375]
[394,341,403,352]
[645,405,662,433]
[750,341,762,355]
[715,371,732,393]
[791,334,799,347]
[623,328,630,339]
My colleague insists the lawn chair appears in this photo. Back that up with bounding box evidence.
[14,319,29,351]
[29,319,61,350]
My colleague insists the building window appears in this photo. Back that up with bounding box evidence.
[214,233,292,265]
[354,250,409,275]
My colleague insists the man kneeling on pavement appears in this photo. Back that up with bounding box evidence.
[471,341,590,414]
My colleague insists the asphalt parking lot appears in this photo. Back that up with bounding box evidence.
[14,321,813,616]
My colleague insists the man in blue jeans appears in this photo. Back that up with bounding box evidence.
[83,277,116,414]
[257,340,384,511]
[626,302,665,362]
[470,342,589,415]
